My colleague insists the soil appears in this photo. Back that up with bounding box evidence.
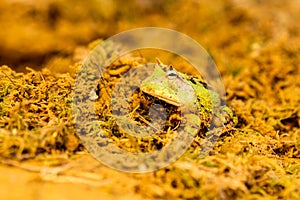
[0,0,300,199]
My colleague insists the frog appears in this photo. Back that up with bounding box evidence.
[140,61,237,136]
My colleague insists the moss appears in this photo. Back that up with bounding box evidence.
[0,0,300,199]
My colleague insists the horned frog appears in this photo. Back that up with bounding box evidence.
[140,61,237,135]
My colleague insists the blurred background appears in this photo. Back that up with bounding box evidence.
[0,0,299,73]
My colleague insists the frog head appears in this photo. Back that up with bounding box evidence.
[140,63,193,107]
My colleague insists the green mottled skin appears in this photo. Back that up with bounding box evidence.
[140,63,236,130]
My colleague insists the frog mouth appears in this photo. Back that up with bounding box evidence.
[154,94,181,107]
[143,91,181,107]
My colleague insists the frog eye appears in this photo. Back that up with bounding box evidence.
[167,70,178,79]
[167,66,178,79]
